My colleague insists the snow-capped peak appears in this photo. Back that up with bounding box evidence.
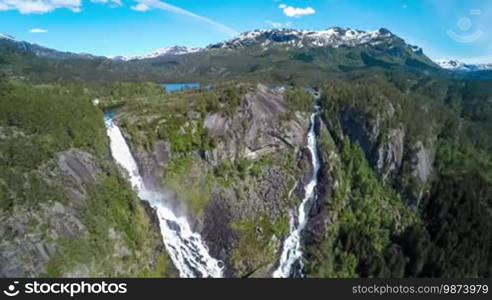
[208,27,398,50]
[108,27,413,61]
[108,55,131,61]
[110,46,203,61]
[0,33,15,40]
[138,46,202,59]
[436,59,466,70]
[436,59,492,72]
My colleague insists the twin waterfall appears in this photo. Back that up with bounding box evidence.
[104,92,321,278]
[104,116,223,278]
[273,105,321,278]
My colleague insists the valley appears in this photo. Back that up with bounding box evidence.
[0,26,491,278]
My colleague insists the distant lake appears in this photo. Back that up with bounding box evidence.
[161,83,200,92]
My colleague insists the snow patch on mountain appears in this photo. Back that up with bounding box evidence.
[137,46,202,59]
[208,27,398,50]
[111,46,203,61]
[436,59,492,72]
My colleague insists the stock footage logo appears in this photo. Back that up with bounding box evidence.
[1,280,128,298]
[447,9,483,43]
[3,281,20,297]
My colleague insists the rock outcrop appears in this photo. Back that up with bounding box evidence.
[0,149,169,277]
[375,125,405,180]
[325,104,434,205]
[136,140,172,191]
[412,141,434,184]
[0,150,97,277]
[203,85,308,163]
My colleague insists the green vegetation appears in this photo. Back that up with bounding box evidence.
[119,82,249,152]
[137,253,173,278]
[338,141,417,252]
[212,155,274,187]
[1,33,438,85]
[231,213,289,275]
[321,75,439,145]
[0,80,174,277]
[306,139,417,277]
[285,87,313,113]
[165,155,212,215]
[307,71,492,277]
[413,140,492,277]
[0,81,107,165]
[44,174,173,277]
[0,81,106,212]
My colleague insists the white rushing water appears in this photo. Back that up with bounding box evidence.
[273,107,321,278]
[104,116,223,278]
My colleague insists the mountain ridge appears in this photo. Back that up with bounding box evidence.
[436,58,492,72]
[209,27,403,49]
[1,27,430,63]
[0,27,454,82]
[114,27,424,60]
[4,28,491,70]
[111,46,203,61]
[0,32,103,60]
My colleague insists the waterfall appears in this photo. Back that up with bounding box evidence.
[104,116,223,278]
[273,105,321,278]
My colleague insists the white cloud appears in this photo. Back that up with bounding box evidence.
[131,3,149,11]
[0,0,82,14]
[133,0,238,36]
[29,28,48,33]
[265,20,291,29]
[278,4,315,18]
[0,0,237,36]
[0,0,124,14]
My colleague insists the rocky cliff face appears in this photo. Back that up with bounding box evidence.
[0,147,173,277]
[200,85,312,275]
[324,100,435,205]
[0,150,92,277]
[303,120,340,249]
[115,82,435,277]
[117,84,314,277]
[203,85,307,162]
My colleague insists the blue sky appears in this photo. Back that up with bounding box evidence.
[0,0,491,62]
